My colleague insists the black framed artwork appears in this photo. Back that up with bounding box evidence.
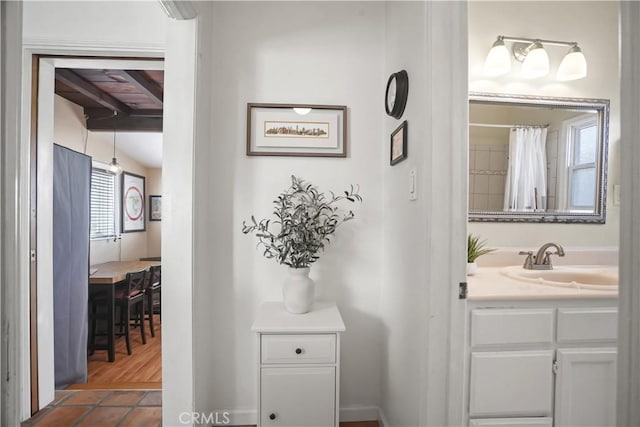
[121,171,146,232]
[149,195,161,222]
[390,121,408,166]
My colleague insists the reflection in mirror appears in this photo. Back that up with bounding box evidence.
[469,93,609,223]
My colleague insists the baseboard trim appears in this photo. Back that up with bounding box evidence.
[217,406,385,425]
[378,407,390,427]
[340,405,380,422]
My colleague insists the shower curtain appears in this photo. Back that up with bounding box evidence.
[503,127,548,211]
[53,144,91,388]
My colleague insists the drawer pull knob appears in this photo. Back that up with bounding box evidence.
[269,413,276,420]
[295,348,303,355]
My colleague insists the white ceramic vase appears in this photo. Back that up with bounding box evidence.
[283,267,315,314]
[467,262,478,276]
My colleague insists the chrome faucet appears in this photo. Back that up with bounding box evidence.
[519,243,565,270]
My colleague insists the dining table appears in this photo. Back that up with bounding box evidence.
[89,260,161,362]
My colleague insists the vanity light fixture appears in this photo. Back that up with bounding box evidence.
[557,45,588,81]
[483,37,511,77]
[484,36,587,81]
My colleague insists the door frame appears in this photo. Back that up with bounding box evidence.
[20,18,198,423]
[30,55,165,411]
[618,3,640,425]
[418,2,468,425]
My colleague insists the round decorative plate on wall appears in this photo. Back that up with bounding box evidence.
[385,70,409,119]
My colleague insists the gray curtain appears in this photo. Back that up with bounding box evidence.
[53,144,91,388]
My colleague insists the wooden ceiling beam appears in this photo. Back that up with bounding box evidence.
[55,69,131,115]
[86,114,163,132]
[85,108,163,119]
[121,70,164,106]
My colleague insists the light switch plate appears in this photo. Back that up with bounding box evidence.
[409,168,417,201]
[614,184,621,206]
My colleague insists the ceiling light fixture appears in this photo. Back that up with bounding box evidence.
[483,35,587,81]
[108,115,122,175]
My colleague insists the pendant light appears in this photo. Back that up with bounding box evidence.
[108,120,122,175]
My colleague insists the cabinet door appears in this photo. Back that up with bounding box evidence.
[555,348,616,427]
[469,350,554,417]
[261,366,335,427]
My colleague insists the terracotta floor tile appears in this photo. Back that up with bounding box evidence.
[32,406,91,427]
[75,407,130,427]
[61,390,109,406]
[52,390,74,406]
[99,390,145,406]
[120,407,162,427]
[20,407,52,426]
[138,391,162,406]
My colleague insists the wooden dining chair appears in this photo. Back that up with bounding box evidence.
[144,265,161,337]
[115,270,147,355]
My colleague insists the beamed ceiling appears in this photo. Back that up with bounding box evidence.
[54,68,164,132]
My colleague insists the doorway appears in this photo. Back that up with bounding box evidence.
[31,56,164,410]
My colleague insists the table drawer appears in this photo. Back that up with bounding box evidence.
[471,308,554,347]
[261,334,336,364]
[557,307,617,343]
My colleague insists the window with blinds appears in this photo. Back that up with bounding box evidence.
[90,167,117,239]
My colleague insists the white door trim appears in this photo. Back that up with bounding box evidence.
[21,30,197,426]
[618,3,640,425]
[420,2,468,426]
[1,1,28,424]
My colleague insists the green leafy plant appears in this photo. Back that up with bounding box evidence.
[242,175,363,268]
[467,234,495,263]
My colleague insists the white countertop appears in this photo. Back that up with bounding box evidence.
[468,266,619,301]
[252,301,346,333]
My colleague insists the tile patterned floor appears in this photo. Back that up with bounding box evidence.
[22,390,161,426]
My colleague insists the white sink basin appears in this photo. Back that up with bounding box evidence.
[500,265,618,291]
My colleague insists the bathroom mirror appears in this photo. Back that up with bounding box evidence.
[469,93,609,223]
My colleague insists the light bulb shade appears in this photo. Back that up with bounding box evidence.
[108,157,122,175]
[557,46,587,81]
[484,39,511,77]
[521,42,549,79]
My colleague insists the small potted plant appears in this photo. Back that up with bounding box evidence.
[242,175,362,314]
[467,234,495,276]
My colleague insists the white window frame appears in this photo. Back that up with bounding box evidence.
[557,114,599,212]
[90,160,120,241]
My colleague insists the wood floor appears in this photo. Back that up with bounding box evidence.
[67,314,162,390]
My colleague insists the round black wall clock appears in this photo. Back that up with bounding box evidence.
[385,70,409,119]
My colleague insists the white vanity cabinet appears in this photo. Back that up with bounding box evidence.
[554,348,617,427]
[466,302,617,427]
[252,302,345,427]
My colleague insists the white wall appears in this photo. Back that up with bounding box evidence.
[22,0,166,51]
[54,95,152,264]
[192,1,385,419]
[468,1,620,247]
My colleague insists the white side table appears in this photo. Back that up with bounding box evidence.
[252,301,346,427]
